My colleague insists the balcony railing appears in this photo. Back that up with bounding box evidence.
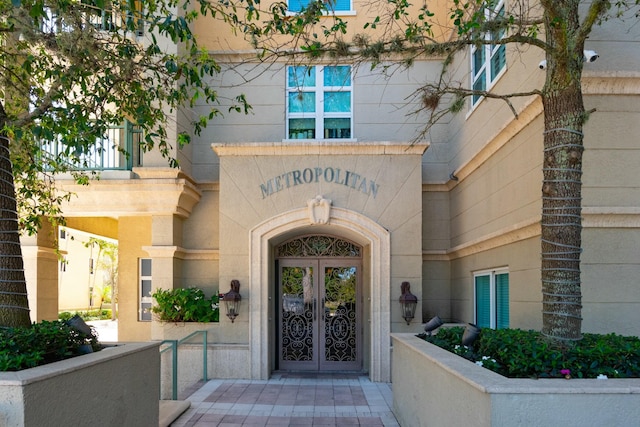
[40,122,142,171]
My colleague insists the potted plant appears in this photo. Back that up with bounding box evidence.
[150,287,219,341]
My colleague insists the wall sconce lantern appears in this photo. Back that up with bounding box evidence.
[399,281,418,325]
[223,279,242,323]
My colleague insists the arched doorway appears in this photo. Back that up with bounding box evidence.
[249,206,390,381]
[276,235,362,372]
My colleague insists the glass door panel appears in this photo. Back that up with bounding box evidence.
[279,261,317,370]
[321,262,360,370]
[278,259,361,371]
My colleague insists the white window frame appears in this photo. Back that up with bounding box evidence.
[285,65,354,141]
[139,258,153,321]
[473,267,509,329]
[469,0,507,109]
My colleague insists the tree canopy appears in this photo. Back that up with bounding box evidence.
[0,0,257,327]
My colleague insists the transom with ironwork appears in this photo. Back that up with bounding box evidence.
[276,235,361,258]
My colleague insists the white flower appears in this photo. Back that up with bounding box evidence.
[475,361,484,367]
[597,374,608,380]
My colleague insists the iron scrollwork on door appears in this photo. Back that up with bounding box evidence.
[323,266,357,362]
[276,235,361,258]
[281,266,314,362]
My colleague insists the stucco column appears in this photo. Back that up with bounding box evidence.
[144,214,186,340]
[21,222,59,322]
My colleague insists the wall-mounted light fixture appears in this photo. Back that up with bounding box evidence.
[399,281,418,325]
[223,279,242,323]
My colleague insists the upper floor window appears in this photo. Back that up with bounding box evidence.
[288,0,351,13]
[286,65,352,140]
[474,268,509,329]
[470,0,506,107]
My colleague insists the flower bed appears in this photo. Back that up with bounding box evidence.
[391,333,640,427]
[419,326,640,379]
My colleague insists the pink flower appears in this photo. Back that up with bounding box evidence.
[560,369,571,379]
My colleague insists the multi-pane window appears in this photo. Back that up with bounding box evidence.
[286,65,352,140]
[470,0,506,107]
[288,0,351,13]
[139,258,152,321]
[474,268,509,329]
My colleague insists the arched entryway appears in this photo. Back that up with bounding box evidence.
[249,206,390,382]
[276,235,363,372]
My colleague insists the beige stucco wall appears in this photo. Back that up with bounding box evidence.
[193,0,452,52]
[21,221,58,322]
[580,92,640,336]
[392,334,640,427]
[118,216,153,341]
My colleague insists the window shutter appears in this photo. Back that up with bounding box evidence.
[496,272,509,329]
[475,275,491,328]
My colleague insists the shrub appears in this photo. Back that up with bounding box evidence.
[0,320,101,371]
[419,327,640,379]
[59,309,112,321]
[151,287,219,322]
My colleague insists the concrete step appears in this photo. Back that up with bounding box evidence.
[159,400,190,427]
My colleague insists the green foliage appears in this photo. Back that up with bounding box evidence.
[0,320,101,371]
[151,287,219,323]
[419,327,640,379]
[58,309,112,321]
[0,0,254,233]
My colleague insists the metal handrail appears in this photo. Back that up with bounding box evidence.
[159,330,208,400]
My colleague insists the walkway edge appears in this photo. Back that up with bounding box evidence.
[159,399,191,427]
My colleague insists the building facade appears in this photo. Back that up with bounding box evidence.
[20,1,640,381]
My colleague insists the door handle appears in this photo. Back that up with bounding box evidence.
[313,298,316,321]
[321,297,325,321]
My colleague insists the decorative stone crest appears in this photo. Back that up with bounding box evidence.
[307,195,332,225]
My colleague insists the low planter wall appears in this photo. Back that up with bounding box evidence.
[391,333,640,427]
[151,321,219,342]
[0,341,160,427]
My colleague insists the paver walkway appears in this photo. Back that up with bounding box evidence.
[170,374,400,427]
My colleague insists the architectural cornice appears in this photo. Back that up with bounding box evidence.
[423,208,640,260]
[582,72,640,95]
[59,168,202,219]
[212,141,429,156]
[141,245,220,260]
[582,207,640,228]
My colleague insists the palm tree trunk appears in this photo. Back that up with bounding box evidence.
[540,78,585,341]
[0,134,31,328]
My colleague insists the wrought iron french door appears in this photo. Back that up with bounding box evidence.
[278,258,361,371]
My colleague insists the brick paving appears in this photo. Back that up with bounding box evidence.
[169,374,399,427]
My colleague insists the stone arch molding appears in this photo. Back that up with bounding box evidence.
[249,205,391,382]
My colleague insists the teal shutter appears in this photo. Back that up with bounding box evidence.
[475,275,491,328]
[496,273,509,329]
